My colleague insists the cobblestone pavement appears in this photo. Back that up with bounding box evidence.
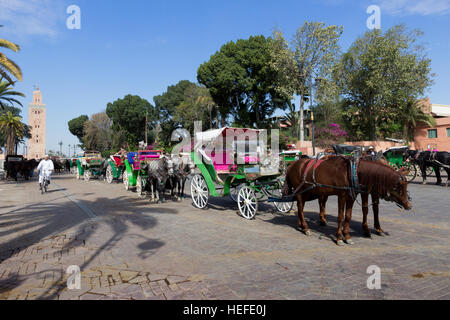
[0,173,448,300]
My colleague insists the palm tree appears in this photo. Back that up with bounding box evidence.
[401,100,437,142]
[195,89,218,129]
[0,78,25,110]
[0,26,23,84]
[0,111,25,155]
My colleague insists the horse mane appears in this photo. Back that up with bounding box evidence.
[358,160,402,197]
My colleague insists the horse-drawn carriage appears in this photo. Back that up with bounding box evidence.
[104,152,127,184]
[383,146,417,182]
[76,151,104,182]
[123,150,163,195]
[190,127,293,220]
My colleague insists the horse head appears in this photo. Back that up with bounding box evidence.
[385,171,412,210]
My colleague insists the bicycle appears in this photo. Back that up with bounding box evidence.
[40,170,52,194]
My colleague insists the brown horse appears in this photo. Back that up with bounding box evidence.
[284,156,358,245]
[317,159,412,239]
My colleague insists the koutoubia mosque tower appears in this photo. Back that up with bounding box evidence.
[27,86,46,159]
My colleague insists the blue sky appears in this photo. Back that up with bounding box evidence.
[1,0,449,154]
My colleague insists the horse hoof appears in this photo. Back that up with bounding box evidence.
[422,181,427,185]
[364,232,372,238]
[304,230,312,237]
[344,239,354,245]
[376,231,386,237]
[336,240,345,246]
[319,221,327,226]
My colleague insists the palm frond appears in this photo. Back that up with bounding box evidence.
[0,53,22,81]
[0,39,20,52]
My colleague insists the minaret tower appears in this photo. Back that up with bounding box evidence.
[28,85,46,159]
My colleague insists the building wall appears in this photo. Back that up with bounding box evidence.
[414,118,450,151]
[27,88,47,159]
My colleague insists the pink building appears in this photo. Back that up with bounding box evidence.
[414,99,450,152]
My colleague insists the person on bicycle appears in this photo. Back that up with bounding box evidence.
[37,155,54,189]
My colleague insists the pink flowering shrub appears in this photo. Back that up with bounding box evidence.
[315,123,349,148]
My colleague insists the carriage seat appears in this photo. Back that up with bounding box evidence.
[127,152,138,166]
[113,155,123,167]
[209,151,237,173]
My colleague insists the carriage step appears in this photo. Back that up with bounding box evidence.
[268,196,295,203]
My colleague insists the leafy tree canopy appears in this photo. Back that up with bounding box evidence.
[106,94,155,149]
[197,35,290,128]
[334,24,434,140]
[68,115,89,143]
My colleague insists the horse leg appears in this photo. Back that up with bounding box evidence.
[318,195,328,226]
[296,195,310,236]
[361,193,371,237]
[372,194,386,236]
[421,164,427,185]
[434,165,442,185]
[336,194,346,246]
[445,168,450,187]
[343,195,355,245]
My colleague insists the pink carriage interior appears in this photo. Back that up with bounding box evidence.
[205,151,260,173]
[128,151,162,170]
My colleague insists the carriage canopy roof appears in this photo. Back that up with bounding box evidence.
[194,127,265,150]
[383,146,409,156]
[332,144,362,155]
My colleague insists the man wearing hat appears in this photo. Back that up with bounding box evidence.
[36,155,54,190]
[368,146,376,157]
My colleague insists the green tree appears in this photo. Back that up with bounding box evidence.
[83,112,113,152]
[399,100,436,142]
[153,80,199,147]
[68,115,89,144]
[335,25,433,140]
[198,35,289,128]
[0,110,25,155]
[106,95,156,149]
[0,26,23,84]
[0,78,25,110]
[270,22,343,141]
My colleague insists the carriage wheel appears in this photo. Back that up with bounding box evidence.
[404,163,417,182]
[230,184,245,202]
[84,170,91,182]
[136,175,146,198]
[272,188,294,213]
[106,165,114,184]
[426,167,434,176]
[191,174,209,209]
[237,186,258,220]
[123,172,130,191]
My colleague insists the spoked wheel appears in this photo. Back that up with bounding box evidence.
[426,167,434,177]
[190,174,209,209]
[84,170,91,182]
[404,163,417,182]
[237,186,258,220]
[272,188,294,213]
[136,175,146,198]
[106,165,114,184]
[230,183,245,202]
[123,172,130,191]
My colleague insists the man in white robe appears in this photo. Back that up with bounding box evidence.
[37,155,54,188]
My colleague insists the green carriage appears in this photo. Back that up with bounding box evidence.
[383,146,417,182]
[122,150,163,196]
[190,127,293,220]
[280,150,303,175]
[76,151,104,182]
[104,153,126,184]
